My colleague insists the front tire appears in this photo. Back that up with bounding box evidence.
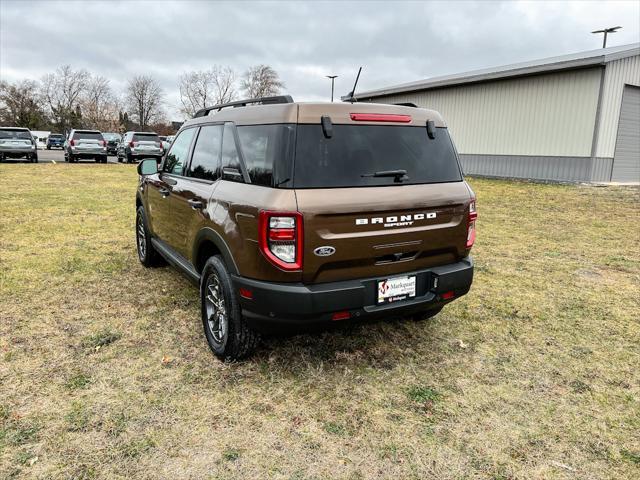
[136,206,163,267]
[201,256,259,361]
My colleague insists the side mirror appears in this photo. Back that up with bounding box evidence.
[137,158,158,176]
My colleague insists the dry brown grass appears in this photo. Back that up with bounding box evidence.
[1,163,639,479]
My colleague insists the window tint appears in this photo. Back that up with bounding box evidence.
[0,129,31,140]
[163,128,196,175]
[133,133,160,142]
[237,124,295,187]
[294,125,462,188]
[73,131,103,140]
[49,134,64,139]
[188,125,223,181]
[221,123,243,182]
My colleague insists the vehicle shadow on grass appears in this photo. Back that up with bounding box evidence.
[249,313,449,373]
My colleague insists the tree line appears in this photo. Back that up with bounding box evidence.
[0,64,284,134]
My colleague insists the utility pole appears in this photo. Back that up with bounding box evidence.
[326,75,338,102]
[592,26,622,48]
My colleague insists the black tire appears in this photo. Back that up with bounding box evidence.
[127,153,133,164]
[201,256,260,361]
[101,156,108,163]
[69,154,75,163]
[136,206,163,267]
[46,146,51,150]
[412,307,443,321]
[32,154,38,163]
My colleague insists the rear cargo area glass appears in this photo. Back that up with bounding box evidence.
[293,125,462,188]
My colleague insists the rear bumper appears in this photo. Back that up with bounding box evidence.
[232,256,473,333]
[0,147,35,157]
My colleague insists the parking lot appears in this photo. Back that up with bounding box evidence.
[9,148,121,164]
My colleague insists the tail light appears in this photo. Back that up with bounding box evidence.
[466,199,477,249]
[129,141,136,148]
[101,140,106,147]
[70,139,75,146]
[259,211,303,271]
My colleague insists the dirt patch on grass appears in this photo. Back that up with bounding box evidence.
[1,164,639,479]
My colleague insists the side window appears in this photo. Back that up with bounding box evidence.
[163,128,196,175]
[221,123,244,183]
[236,125,282,187]
[188,125,223,181]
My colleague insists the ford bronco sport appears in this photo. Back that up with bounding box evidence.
[135,96,476,360]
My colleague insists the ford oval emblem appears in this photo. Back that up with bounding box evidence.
[314,246,336,257]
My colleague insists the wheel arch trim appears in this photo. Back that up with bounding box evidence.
[193,227,239,276]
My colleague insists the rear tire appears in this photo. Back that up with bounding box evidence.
[201,256,260,361]
[136,206,163,267]
[32,154,38,163]
[127,153,133,164]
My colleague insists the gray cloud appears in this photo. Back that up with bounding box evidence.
[1,0,639,119]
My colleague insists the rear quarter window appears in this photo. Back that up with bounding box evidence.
[236,124,295,187]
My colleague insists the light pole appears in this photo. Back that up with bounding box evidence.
[326,75,338,102]
[592,26,622,48]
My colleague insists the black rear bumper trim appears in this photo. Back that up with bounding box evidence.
[232,256,473,332]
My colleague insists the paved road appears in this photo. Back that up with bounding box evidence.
[39,149,121,163]
[1,149,120,164]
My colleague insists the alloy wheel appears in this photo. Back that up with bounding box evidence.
[204,273,227,344]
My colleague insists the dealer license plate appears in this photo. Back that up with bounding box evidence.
[377,276,416,304]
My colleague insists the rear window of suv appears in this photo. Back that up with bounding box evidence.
[73,131,103,140]
[293,125,462,188]
[133,133,159,142]
[0,129,32,140]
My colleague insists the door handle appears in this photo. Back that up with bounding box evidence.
[159,187,170,197]
[188,199,204,210]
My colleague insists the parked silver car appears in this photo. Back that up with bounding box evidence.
[0,127,38,162]
[117,131,163,163]
[64,129,108,163]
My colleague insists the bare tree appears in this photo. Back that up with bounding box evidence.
[241,65,285,98]
[179,66,237,117]
[125,75,164,130]
[41,65,89,132]
[82,75,119,131]
[0,80,46,129]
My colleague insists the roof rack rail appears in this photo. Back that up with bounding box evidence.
[394,102,418,108]
[193,95,294,118]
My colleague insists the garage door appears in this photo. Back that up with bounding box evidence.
[612,85,640,182]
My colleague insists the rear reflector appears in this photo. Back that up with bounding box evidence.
[331,311,351,321]
[239,288,253,300]
[350,113,412,123]
[442,291,455,300]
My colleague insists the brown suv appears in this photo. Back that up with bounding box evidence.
[135,96,476,360]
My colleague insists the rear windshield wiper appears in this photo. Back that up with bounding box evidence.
[361,169,409,183]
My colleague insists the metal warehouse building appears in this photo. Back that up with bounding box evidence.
[354,43,640,183]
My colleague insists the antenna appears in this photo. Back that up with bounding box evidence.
[346,67,362,103]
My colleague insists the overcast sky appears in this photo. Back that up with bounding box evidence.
[1,0,639,120]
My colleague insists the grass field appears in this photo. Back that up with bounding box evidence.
[1,163,639,480]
